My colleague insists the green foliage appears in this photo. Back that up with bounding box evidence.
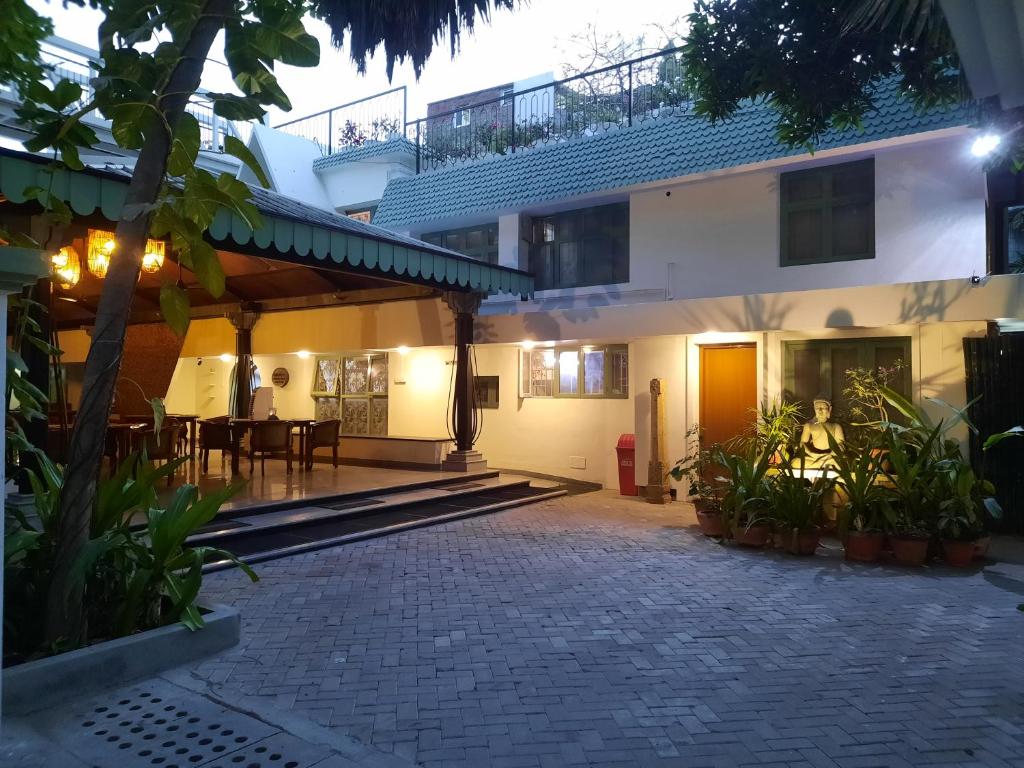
[682,0,962,148]
[824,429,890,535]
[669,423,719,509]
[767,452,834,535]
[4,450,255,660]
[714,440,776,536]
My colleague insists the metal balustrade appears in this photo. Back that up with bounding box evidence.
[274,87,408,156]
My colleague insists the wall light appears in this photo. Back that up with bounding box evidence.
[219,353,234,363]
[971,133,1001,158]
[87,229,116,278]
[295,350,311,359]
[396,345,410,356]
[520,339,536,350]
[51,246,81,289]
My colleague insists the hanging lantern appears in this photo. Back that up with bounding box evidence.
[87,229,116,278]
[141,239,166,273]
[51,246,82,289]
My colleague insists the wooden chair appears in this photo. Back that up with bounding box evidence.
[249,420,293,475]
[198,419,235,473]
[306,419,340,470]
[134,422,184,486]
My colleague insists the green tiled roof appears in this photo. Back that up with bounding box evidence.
[373,84,972,230]
[0,148,532,298]
[312,136,416,171]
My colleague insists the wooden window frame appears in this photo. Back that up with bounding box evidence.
[528,203,630,290]
[421,223,499,264]
[519,344,628,399]
[780,158,875,267]
[339,352,389,436]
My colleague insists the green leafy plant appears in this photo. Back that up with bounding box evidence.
[768,452,834,538]
[669,423,718,507]
[825,431,891,535]
[714,440,777,536]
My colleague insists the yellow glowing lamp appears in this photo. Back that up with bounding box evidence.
[141,239,166,273]
[87,229,116,278]
[51,246,82,289]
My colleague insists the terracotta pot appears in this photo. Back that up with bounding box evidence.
[734,524,771,548]
[790,527,821,556]
[844,531,885,563]
[695,510,725,537]
[891,536,929,567]
[942,539,977,568]
[974,535,991,560]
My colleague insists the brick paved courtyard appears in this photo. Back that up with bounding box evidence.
[197,492,1024,768]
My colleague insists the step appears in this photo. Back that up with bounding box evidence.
[202,484,566,572]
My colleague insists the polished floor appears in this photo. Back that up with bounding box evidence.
[158,451,480,512]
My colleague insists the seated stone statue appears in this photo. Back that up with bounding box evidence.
[798,395,845,468]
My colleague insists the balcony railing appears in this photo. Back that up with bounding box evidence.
[405,46,689,173]
[274,87,408,156]
[2,37,252,154]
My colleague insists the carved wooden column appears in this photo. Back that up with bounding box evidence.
[646,377,671,504]
[228,304,261,419]
[441,290,487,472]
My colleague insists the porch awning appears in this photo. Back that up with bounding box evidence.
[0,148,533,298]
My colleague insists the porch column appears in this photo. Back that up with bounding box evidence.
[441,291,487,472]
[0,248,49,723]
[228,304,261,419]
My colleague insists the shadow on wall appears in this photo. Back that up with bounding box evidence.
[719,292,795,333]
[475,285,623,345]
[898,279,972,324]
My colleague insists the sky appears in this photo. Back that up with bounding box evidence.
[30,0,692,125]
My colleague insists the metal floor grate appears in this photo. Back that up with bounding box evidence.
[55,683,332,768]
[322,497,385,511]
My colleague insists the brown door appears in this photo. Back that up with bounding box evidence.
[700,344,757,448]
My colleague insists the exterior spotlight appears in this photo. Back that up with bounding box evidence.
[971,133,1001,157]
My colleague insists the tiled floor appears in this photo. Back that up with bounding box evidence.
[196,491,1024,767]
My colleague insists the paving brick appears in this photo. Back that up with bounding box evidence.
[197,492,1024,768]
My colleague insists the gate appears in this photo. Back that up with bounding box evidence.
[963,334,1024,534]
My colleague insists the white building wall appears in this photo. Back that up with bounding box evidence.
[317,159,414,212]
[628,139,986,302]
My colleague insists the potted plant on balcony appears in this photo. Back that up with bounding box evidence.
[669,424,723,536]
[768,452,833,555]
[716,443,775,547]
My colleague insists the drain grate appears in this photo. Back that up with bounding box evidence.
[441,482,485,492]
[322,497,385,511]
[202,732,330,767]
[194,519,249,534]
[61,683,279,768]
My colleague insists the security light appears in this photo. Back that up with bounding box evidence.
[971,133,1001,157]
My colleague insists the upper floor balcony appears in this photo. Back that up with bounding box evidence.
[275,46,688,175]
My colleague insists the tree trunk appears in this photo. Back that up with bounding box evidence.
[44,0,230,646]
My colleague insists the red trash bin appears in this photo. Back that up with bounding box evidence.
[616,434,638,496]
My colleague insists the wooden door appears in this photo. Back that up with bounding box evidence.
[700,344,757,448]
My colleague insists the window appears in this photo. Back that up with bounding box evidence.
[783,337,911,424]
[1007,205,1024,272]
[453,108,471,128]
[780,159,874,266]
[421,224,499,263]
[528,203,629,290]
[474,376,499,409]
[519,344,628,398]
[346,209,373,223]
[340,353,388,435]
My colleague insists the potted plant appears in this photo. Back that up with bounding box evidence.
[715,443,775,547]
[670,424,724,536]
[935,463,983,568]
[767,453,833,555]
[827,432,890,562]
[884,501,932,567]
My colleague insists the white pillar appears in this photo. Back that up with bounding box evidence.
[0,248,49,728]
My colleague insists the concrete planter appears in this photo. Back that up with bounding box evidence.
[2,604,239,716]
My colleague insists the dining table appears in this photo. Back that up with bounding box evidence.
[167,413,199,457]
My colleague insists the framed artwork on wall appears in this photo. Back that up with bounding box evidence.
[311,356,342,397]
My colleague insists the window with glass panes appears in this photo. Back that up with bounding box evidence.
[782,337,911,424]
[340,353,388,435]
[528,203,629,290]
[780,159,874,266]
[421,224,499,263]
[519,344,628,398]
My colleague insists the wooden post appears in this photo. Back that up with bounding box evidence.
[228,304,260,419]
[646,377,671,504]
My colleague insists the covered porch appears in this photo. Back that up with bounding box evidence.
[0,147,533,510]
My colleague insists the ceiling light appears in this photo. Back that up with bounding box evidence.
[87,229,116,278]
[219,353,234,363]
[396,345,410,356]
[520,340,536,350]
[295,350,311,359]
[971,133,1001,157]
[141,239,166,273]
